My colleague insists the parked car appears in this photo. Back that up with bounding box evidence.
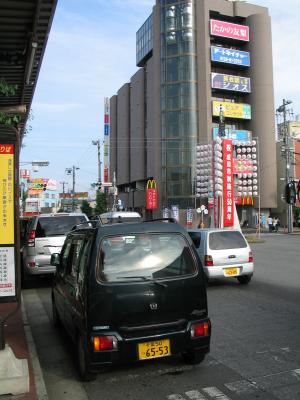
[22,213,89,282]
[95,211,142,224]
[51,219,211,381]
[188,228,254,284]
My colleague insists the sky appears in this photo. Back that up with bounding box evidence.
[20,0,300,194]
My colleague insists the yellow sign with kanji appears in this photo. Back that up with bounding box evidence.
[0,144,14,245]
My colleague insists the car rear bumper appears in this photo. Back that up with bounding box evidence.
[88,319,211,371]
[24,255,55,275]
[205,262,254,279]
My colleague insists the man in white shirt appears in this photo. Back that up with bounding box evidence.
[267,216,273,232]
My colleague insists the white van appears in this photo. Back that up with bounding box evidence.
[98,211,142,225]
[188,228,254,284]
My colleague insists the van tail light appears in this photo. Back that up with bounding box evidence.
[28,230,36,247]
[249,251,253,263]
[92,336,117,352]
[28,262,36,268]
[191,321,210,338]
[204,255,213,267]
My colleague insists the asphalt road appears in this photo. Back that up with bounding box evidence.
[22,234,300,400]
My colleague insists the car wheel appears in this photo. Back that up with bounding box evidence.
[182,350,206,365]
[52,297,60,326]
[77,334,96,381]
[237,275,252,284]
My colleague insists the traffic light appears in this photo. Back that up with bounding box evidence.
[285,181,296,204]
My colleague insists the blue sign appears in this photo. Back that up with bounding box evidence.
[211,46,250,67]
[104,124,110,136]
[212,128,252,141]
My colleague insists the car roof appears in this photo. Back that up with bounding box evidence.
[99,211,141,218]
[36,213,87,218]
[71,220,190,237]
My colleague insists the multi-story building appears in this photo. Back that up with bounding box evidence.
[275,120,300,227]
[109,0,277,223]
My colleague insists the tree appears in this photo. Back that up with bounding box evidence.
[95,191,107,215]
[81,200,93,217]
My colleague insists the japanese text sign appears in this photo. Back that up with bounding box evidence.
[212,128,251,141]
[212,101,251,120]
[146,180,158,210]
[210,19,249,42]
[0,247,15,297]
[211,46,250,67]
[0,144,14,245]
[223,140,234,227]
[211,73,251,93]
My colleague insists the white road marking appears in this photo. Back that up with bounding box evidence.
[167,395,186,400]
[225,380,258,394]
[202,387,232,399]
[185,390,208,399]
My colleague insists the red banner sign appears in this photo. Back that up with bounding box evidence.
[223,140,234,227]
[210,19,249,42]
[146,180,158,210]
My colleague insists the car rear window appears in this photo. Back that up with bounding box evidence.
[97,233,197,282]
[209,231,247,250]
[35,216,87,237]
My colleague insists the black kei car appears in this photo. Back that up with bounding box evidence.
[51,219,211,381]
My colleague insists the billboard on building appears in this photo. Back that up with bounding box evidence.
[212,101,251,120]
[211,73,251,93]
[212,128,252,141]
[211,46,250,67]
[210,19,249,42]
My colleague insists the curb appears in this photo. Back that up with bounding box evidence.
[21,296,48,400]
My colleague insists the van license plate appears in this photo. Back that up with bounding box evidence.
[224,267,239,276]
[138,339,170,360]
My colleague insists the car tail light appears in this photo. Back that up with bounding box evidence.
[28,262,36,268]
[92,336,117,351]
[204,255,213,267]
[249,251,253,263]
[191,321,209,338]
[28,230,36,247]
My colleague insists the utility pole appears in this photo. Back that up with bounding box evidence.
[277,99,293,233]
[92,140,102,189]
[66,167,79,212]
[60,181,68,211]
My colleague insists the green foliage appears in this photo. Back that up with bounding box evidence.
[95,191,107,215]
[0,112,21,125]
[81,200,93,217]
[0,78,17,96]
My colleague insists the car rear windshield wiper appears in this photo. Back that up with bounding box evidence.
[117,276,167,288]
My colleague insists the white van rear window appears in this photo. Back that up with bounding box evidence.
[209,231,247,250]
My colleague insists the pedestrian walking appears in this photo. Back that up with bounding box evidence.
[273,217,279,233]
[267,215,273,232]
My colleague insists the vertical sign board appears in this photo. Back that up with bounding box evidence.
[223,140,234,227]
[0,144,16,299]
[103,97,110,183]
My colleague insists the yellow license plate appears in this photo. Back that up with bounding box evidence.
[224,267,239,276]
[138,339,171,360]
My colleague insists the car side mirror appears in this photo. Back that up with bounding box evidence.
[51,253,61,267]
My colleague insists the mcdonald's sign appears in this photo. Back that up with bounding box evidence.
[146,180,158,210]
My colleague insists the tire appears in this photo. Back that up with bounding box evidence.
[237,275,252,285]
[52,296,60,326]
[77,334,96,381]
[182,350,206,365]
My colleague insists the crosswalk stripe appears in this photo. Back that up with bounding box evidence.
[167,395,186,400]
[202,387,231,399]
[185,390,208,399]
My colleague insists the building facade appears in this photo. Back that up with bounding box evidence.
[109,0,277,223]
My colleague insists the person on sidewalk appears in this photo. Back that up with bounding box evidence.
[267,216,273,232]
[273,217,279,233]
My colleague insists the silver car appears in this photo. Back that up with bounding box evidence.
[22,213,88,281]
[188,228,254,284]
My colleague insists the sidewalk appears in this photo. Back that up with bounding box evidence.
[0,300,45,400]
